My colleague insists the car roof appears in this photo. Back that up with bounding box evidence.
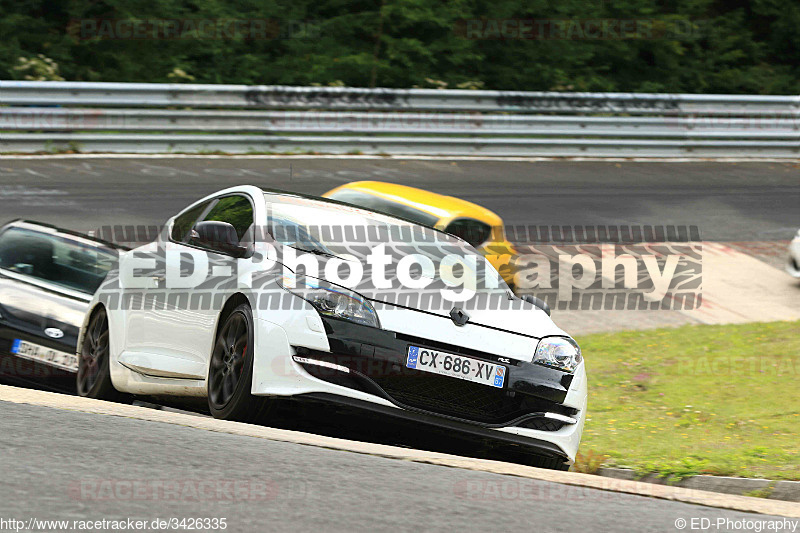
[1,219,127,252]
[173,185,473,246]
[323,181,504,226]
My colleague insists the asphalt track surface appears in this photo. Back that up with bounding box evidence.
[0,400,791,533]
[0,157,798,241]
[1,157,799,531]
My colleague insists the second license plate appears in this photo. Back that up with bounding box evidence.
[11,339,78,372]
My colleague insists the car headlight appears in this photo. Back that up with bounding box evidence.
[279,275,380,328]
[533,337,582,373]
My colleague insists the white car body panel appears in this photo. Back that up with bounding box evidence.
[787,231,800,278]
[81,185,588,462]
[376,307,558,362]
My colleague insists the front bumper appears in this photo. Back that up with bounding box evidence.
[301,318,577,425]
[0,304,79,383]
[253,313,586,462]
[292,392,570,461]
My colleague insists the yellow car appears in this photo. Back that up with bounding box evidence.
[323,181,519,288]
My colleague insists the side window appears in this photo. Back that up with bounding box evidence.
[200,195,254,241]
[0,228,56,279]
[187,195,254,254]
[0,227,117,294]
[171,201,211,242]
[444,218,492,248]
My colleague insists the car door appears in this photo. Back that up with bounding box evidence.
[120,194,255,380]
[119,199,213,378]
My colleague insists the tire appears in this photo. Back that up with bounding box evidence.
[207,303,270,422]
[77,307,128,402]
[528,455,571,471]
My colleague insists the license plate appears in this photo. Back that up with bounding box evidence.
[10,339,78,372]
[406,346,506,388]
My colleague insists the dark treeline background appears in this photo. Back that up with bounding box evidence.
[1,0,798,93]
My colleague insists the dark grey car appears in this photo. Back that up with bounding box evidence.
[0,220,120,390]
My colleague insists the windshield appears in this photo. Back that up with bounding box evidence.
[0,226,118,295]
[265,194,510,294]
[325,189,441,227]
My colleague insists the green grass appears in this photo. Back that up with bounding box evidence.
[575,320,800,481]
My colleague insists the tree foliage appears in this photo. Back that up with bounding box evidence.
[0,0,797,93]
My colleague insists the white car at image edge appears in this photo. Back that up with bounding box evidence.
[788,229,800,278]
[76,185,587,470]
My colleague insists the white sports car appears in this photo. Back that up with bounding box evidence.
[77,186,587,469]
[788,229,800,278]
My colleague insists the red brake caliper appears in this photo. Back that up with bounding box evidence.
[241,344,247,374]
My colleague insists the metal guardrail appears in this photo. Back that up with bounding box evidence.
[1,81,798,156]
[2,109,800,138]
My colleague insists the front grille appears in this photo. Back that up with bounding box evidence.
[368,371,530,424]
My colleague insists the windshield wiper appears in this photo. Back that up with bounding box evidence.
[288,245,338,259]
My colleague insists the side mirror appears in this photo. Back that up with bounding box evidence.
[191,221,250,258]
[523,294,551,316]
